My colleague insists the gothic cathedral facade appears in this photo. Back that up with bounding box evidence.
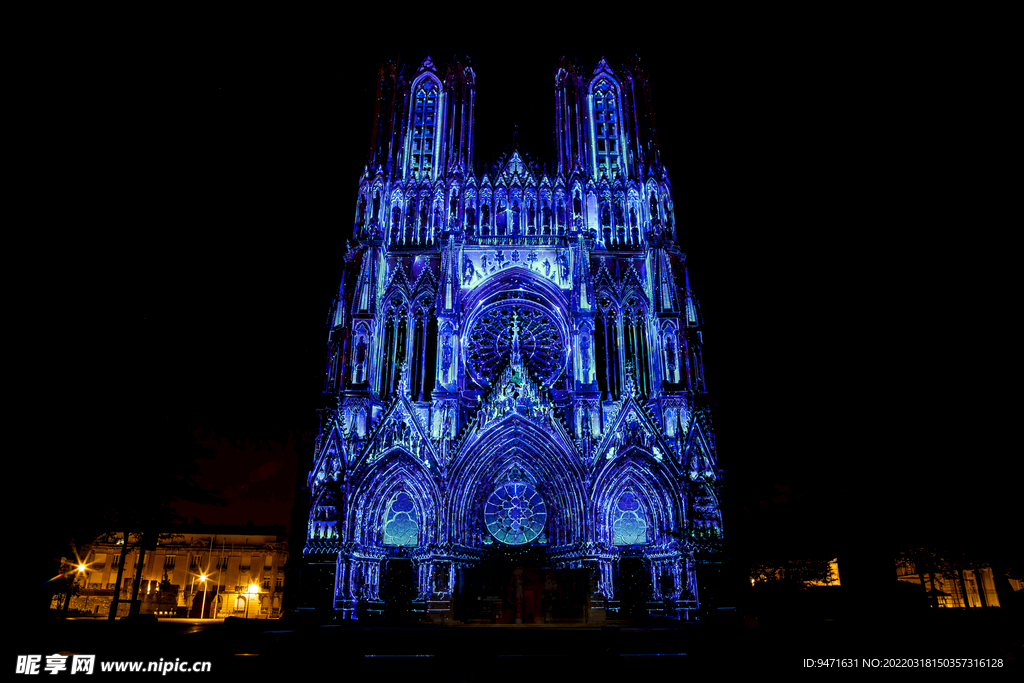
[303,55,722,622]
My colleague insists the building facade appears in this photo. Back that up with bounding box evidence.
[303,55,722,622]
[896,554,1022,609]
[61,526,288,618]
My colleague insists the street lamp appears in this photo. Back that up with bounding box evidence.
[199,574,208,620]
[246,584,260,620]
[77,564,87,614]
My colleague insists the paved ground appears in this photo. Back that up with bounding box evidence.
[11,612,1020,677]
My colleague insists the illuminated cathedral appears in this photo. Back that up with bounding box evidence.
[302,55,722,622]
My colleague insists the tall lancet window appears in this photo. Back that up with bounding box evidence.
[411,86,438,180]
[593,82,620,176]
[612,491,648,545]
[383,490,418,546]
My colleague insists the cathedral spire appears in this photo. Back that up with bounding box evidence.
[683,261,700,326]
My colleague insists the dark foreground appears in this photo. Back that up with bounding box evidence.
[10,611,1021,677]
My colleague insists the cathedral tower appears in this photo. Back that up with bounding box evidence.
[303,55,721,622]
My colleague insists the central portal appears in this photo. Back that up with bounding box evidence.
[454,546,588,624]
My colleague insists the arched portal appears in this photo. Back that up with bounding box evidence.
[443,412,592,622]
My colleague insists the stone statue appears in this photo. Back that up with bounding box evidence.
[580,332,591,374]
[442,334,453,375]
[355,337,367,383]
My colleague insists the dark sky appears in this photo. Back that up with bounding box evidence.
[42,44,1015,572]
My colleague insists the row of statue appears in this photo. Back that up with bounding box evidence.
[357,187,674,238]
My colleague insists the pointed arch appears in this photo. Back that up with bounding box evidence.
[592,448,683,547]
[447,415,587,548]
[407,64,443,182]
[349,447,441,548]
[588,68,625,179]
[612,490,649,546]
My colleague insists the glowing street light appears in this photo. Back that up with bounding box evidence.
[199,574,208,620]
[246,584,260,620]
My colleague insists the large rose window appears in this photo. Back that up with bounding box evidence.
[465,304,566,387]
[484,481,547,545]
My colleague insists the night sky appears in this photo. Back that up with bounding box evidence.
[39,43,1014,584]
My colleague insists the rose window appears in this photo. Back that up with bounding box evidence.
[484,482,547,545]
[465,305,565,386]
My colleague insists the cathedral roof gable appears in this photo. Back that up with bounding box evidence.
[498,150,537,185]
[620,263,646,302]
[360,386,438,472]
[414,55,439,79]
[593,260,615,290]
[382,259,413,301]
[595,388,679,477]
[684,416,719,481]
[308,425,345,489]
[409,263,438,299]
[590,56,618,89]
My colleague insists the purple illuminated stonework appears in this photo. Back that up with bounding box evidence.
[302,55,721,622]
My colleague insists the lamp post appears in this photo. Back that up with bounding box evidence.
[246,584,260,620]
[77,564,87,614]
[199,575,208,620]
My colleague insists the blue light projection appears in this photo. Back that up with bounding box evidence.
[612,491,647,545]
[383,491,418,546]
[484,481,548,545]
[304,54,720,623]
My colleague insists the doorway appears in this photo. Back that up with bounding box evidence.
[616,556,652,618]
[383,558,416,623]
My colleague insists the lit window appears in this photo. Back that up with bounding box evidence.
[484,482,547,545]
[383,490,418,546]
[593,84,620,175]
[612,491,648,545]
[409,86,438,179]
